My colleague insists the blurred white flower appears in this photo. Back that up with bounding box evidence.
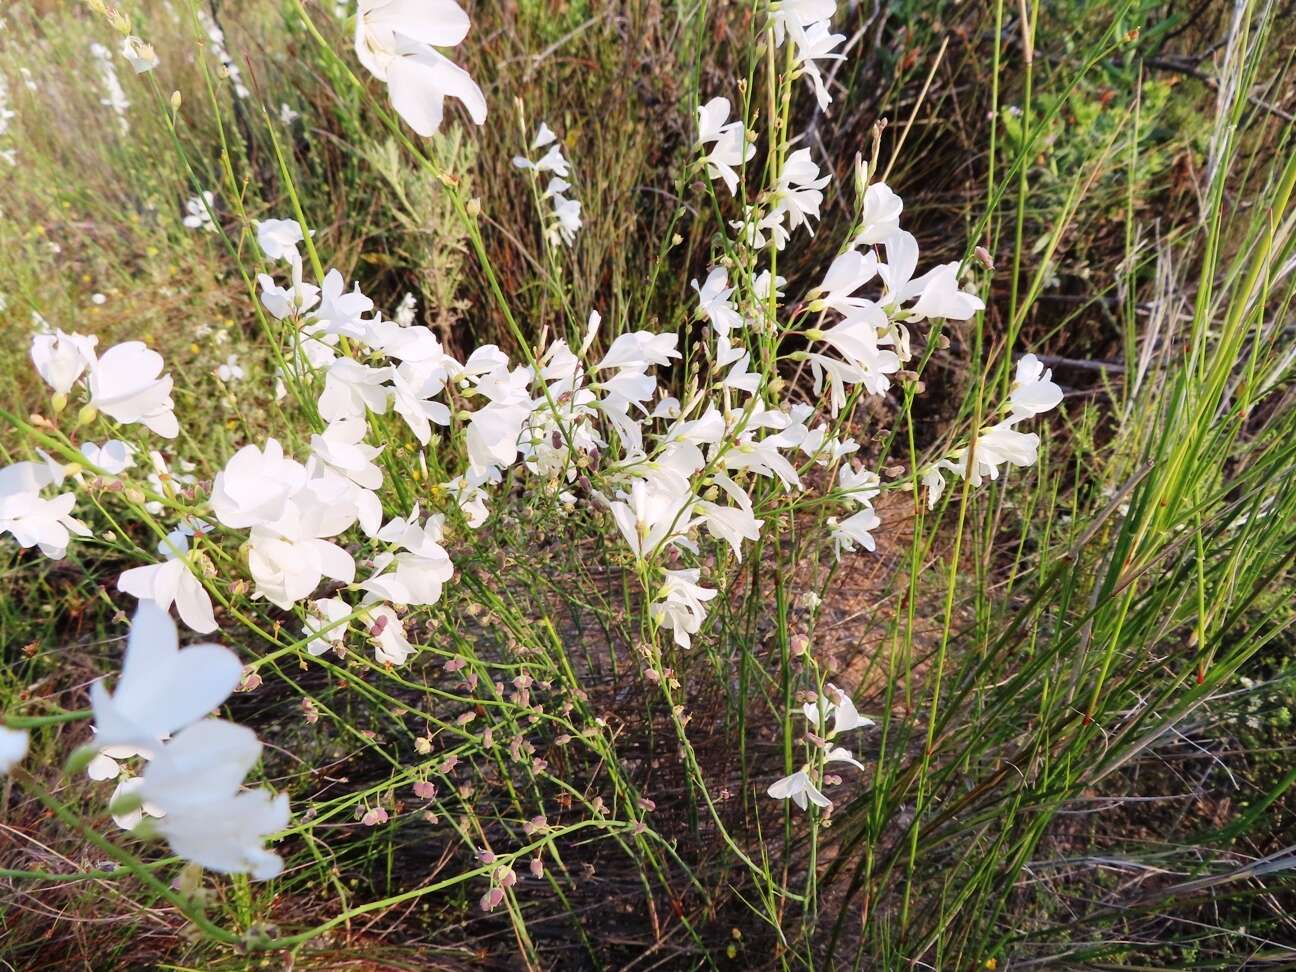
[182,192,216,232]
[0,726,29,775]
[89,602,243,753]
[216,354,245,383]
[109,776,165,830]
[137,718,289,879]
[121,35,159,74]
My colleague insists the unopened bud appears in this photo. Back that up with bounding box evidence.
[51,392,68,414]
[170,90,182,113]
[465,197,482,218]
[76,404,98,427]
[974,246,995,270]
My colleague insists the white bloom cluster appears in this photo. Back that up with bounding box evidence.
[0,0,1069,877]
[919,354,1064,508]
[90,41,130,133]
[768,683,873,811]
[513,123,582,247]
[197,9,249,99]
[88,603,288,878]
[0,74,14,136]
[183,191,217,232]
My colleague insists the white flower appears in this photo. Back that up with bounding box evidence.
[792,20,845,111]
[318,358,392,422]
[354,0,486,137]
[255,218,305,261]
[879,231,983,321]
[118,528,218,634]
[314,269,374,338]
[0,489,90,559]
[303,597,351,656]
[311,417,384,490]
[596,331,680,371]
[609,478,697,561]
[513,123,570,176]
[921,465,947,509]
[694,484,762,561]
[210,439,308,530]
[1009,354,1063,418]
[770,0,837,45]
[109,777,165,830]
[216,354,245,383]
[87,742,149,782]
[121,36,159,74]
[854,177,903,245]
[908,263,984,322]
[182,192,216,232]
[137,719,289,879]
[367,605,414,665]
[772,148,831,236]
[547,189,583,247]
[389,362,452,446]
[969,422,1041,482]
[89,602,243,753]
[697,96,753,196]
[808,249,879,314]
[87,342,179,438]
[837,466,880,506]
[258,253,321,320]
[767,768,830,811]
[247,529,356,610]
[650,568,717,649]
[0,726,29,775]
[30,329,98,395]
[692,267,743,337]
[802,684,873,736]
[80,440,135,475]
[829,506,880,558]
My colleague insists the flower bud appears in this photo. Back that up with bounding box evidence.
[76,404,98,427]
[466,197,482,218]
[51,392,68,414]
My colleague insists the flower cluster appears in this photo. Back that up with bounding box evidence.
[0,0,1070,889]
[87,603,288,878]
[513,122,582,247]
[197,9,249,99]
[919,354,1064,508]
[90,41,130,133]
[768,683,873,811]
